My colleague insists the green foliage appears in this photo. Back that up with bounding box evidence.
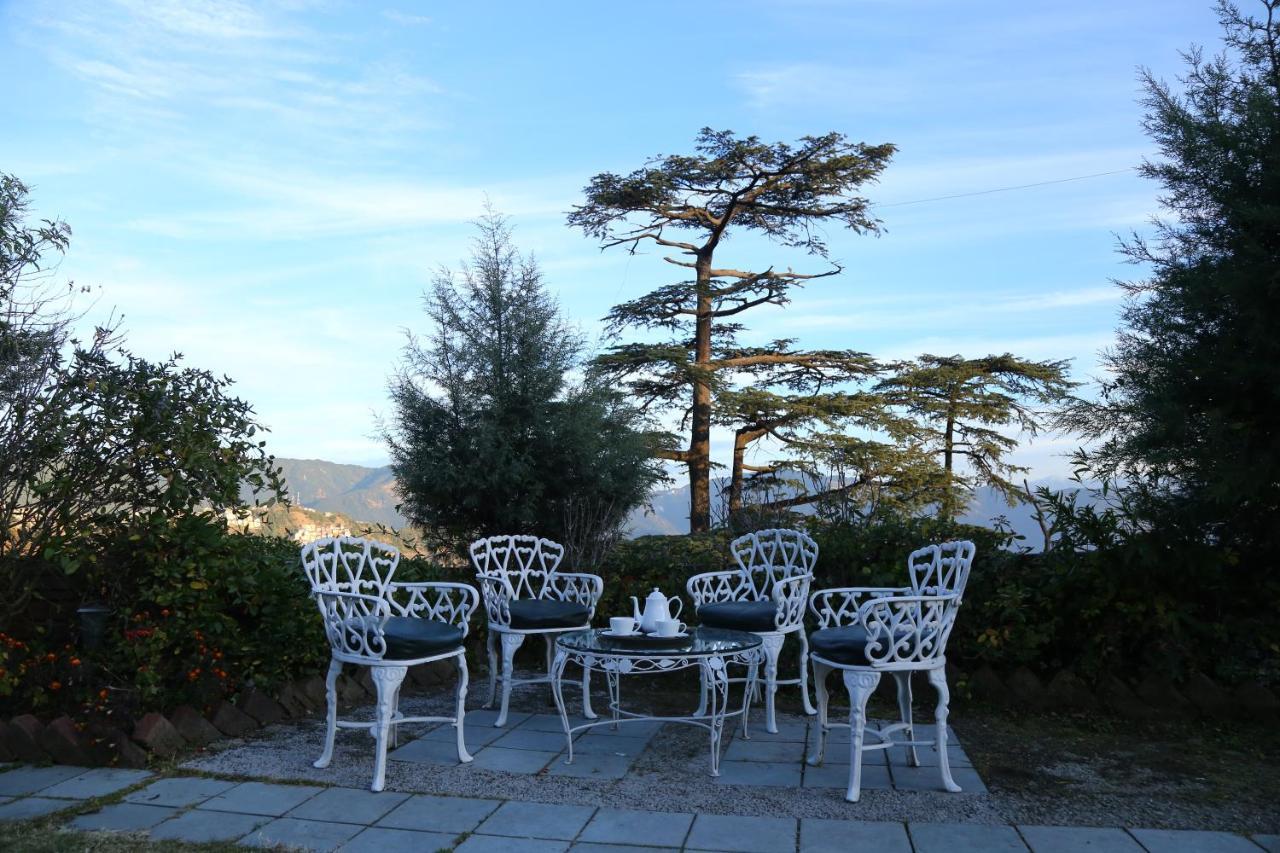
[877,353,1075,519]
[0,173,283,627]
[0,515,324,716]
[1059,2,1280,563]
[386,209,664,561]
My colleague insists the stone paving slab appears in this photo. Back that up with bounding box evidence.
[376,792,500,834]
[889,764,988,794]
[341,825,459,852]
[150,809,270,843]
[909,822,1028,852]
[1019,825,1146,852]
[472,745,559,773]
[723,739,806,763]
[571,734,651,757]
[287,785,409,825]
[0,796,71,822]
[1129,828,1267,852]
[418,721,508,747]
[547,751,633,779]
[801,761,892,790]
[39,767,153,799]
[125,776,239,807]
[578,806,694,848]
[477,800,596,840]
[570,844,679,853]
[389,736,470,764]
[800,818,912,853]
[1254,835,1280,852]
[685,814,799,853]
[68,802,176,832]
[713,760,803,787]
[0,764,86,796]
[741,720,810,743]
[197,780,324,816]
[456,833,569,852]
[240,816,362,851]
[493,727,577,752]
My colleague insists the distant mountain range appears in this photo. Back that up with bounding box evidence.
[266,457,1089,549]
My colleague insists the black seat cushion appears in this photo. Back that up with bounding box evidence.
[810,625,918,666]
[696,600,778,632]
[381,617,464,660]
[507,599,591,630]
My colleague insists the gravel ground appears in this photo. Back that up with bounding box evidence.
[183,669,1280,834]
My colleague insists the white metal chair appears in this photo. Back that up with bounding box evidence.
[806,540,976,801]
[471,534,603,727]
[687,528,818,733]
[301,536,479,791]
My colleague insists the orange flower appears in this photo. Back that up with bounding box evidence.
[99,689,109,699]
[70,658,82,667]
[50,680,62,690]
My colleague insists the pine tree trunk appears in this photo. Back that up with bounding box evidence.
[688,257,714,532]
[728,431,748,518]
[942,410,956,521]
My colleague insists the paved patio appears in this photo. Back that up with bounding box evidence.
[1,761,1277,851]
[386,708,985,794]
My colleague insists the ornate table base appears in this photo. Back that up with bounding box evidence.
[551,629,762,776]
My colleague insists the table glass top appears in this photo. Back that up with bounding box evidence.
[556,626,762,657]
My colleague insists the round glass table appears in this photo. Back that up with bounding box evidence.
[551,626,763,776]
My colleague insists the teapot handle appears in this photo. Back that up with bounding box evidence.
[668,596,683,619]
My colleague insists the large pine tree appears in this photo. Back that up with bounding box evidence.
[1061,1,1280,557]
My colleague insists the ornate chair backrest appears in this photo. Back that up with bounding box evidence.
[300,536,401,598]
[730,529,819,601]
[907,540,975,601]
[313,590,389,662]
[470,535,565,601]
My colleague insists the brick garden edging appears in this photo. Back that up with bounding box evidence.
[0,658,455,768]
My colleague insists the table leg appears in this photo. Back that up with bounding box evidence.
[706,655,729,777]
[740,652,759,740]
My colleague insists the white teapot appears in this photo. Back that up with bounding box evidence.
[631,587,683,634]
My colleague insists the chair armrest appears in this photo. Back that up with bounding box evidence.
[808,586,912,629]
[686,570,752,607]
[475,574,513,627]
[387,582,480,637]
[854,593,960,666]
[546,572,604,616]
[313,590,391,659]
[770,574,811,630]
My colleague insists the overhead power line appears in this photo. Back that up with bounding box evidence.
[872,167,1138,208]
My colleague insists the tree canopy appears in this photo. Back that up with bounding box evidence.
[385,210,664,562]
[1059,0,1280,558]
[570,128,895,531]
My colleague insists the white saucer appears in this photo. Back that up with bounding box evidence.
[601,629,689,640]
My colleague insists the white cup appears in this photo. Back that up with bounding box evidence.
[654,619,687,637]
[609,616,637,636]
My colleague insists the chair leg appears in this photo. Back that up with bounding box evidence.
[389,679,404,749]
[893,670,919,767]
[484,629,498,709]
[496,632,525,727]
[761,633,785,734]
[807,660,832,766]
[314,659,342,769]
[928,666,962,792]
[454,653,473,763]
[842,670,881,803]
[370,665,407,792]
[798,630,817,716]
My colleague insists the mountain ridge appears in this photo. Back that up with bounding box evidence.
[266,457,1084,548]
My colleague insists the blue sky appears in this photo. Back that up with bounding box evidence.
[0,0,1221,479]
